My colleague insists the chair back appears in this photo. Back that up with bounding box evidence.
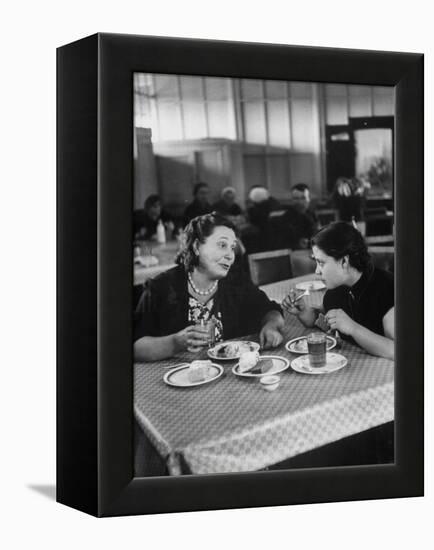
[368,246,394,272]
[290,250,317,277]
[247,249,292,286]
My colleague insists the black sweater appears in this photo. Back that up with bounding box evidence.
[134,265,281,342]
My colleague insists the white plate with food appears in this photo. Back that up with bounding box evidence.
[295,280,326,291]
[208,341,260,361]
[232,355,290,378]
[290,353,348,375]
[285,335,336,354]
[163,361,223,387]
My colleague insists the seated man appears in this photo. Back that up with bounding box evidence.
[278,183,319,249]
[134,194,174,240]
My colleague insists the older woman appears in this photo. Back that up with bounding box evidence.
[134,212,284,361]
[283,222,394,359]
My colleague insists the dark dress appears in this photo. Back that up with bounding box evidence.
[134,265,282,342]
[323,265,394,341]
[333,193,365,222]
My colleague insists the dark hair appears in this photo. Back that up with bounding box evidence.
[193,182,209,197]
[176,212,237,272]
[291,183,309,193]
[312,222,372,272]
[144,194,161,210]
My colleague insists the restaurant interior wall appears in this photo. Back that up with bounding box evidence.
[134,75,394,213]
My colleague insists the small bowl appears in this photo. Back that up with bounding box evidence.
[259,374,280,391]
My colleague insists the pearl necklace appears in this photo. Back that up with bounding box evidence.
[188,273,218,296]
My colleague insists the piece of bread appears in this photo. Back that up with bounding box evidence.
[315,313,331,332]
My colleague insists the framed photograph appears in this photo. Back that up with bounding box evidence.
[57,33,423,517]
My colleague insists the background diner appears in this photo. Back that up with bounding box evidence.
[133,73,394,292]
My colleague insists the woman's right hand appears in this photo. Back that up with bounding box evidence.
[174,324,209,351]
[282,296,319,328]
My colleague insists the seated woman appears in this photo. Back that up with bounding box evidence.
[134,212,284,361]
[282,222,394,359]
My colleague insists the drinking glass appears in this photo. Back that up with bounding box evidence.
[187,320,212,353]
[307,332,327,367]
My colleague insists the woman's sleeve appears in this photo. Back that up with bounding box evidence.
[133,280,160,341]
[243,278,282,321]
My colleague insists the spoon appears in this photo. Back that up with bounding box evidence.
[288,288,310,306]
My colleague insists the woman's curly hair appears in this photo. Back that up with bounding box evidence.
[312,222,372,272]
[176,212,237,272]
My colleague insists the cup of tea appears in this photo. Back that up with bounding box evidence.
[307,332,327,368]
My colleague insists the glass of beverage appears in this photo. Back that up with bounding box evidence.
[204,319,216,348]
[187,320,211,353]
[307,332,327,367]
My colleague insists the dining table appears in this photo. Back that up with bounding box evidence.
[134,273,394,476]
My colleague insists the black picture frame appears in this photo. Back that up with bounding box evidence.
[57,33,424,517]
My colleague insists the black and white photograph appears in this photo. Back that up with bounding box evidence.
[132,72,396,477]
[4,0,431,546]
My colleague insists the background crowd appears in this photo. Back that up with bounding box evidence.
[133,175,386,257]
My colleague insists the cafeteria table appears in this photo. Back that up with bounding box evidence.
[134,274,394,476]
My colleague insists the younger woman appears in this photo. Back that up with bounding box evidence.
[283,222,394,359]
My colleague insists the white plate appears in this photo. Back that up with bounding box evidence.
[291,353,348,375]
[163,363,223,387]
[295,280,326,291]
[232,355,290,378]
[208,341,260,361]
[285,335,336,354]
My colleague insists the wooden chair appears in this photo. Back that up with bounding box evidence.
[290,249,317,277]
[365,235,394,245]
[247,249,292,286]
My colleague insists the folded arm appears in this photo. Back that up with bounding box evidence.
[326,307,395,360]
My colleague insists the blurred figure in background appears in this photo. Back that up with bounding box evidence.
[183,182,213,226]
[134,194,174,240]
[213,186,243,219]
[242,186,281,253]
[332,177,369,223]
[278,183,319,249]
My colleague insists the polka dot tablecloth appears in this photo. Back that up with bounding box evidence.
[134,275,394,475]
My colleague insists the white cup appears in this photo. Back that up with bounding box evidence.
[259,375,280,392]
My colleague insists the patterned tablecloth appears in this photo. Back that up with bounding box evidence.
[134,274,394,475]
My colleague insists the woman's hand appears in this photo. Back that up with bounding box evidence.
[173,324,209,351]
[259,324,283,349]
[282,294,307,317]
[325,309,356,336]
[282,295,318,328]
